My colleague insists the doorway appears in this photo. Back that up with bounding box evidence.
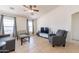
[72,12,79,41]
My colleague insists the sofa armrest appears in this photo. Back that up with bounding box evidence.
[0,34,10,38]
[49,33,56,36]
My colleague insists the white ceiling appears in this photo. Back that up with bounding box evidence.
[38,5,59,15]
[0,5,59,17]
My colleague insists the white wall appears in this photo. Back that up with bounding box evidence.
[16,16,27,32]
[37,5,79,41]
[72,13,79,40]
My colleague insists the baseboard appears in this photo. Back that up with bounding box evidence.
[69,39,79,44]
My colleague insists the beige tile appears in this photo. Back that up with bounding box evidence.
[12,36,79,53]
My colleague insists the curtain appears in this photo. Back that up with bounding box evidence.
[13,17,17,37]
[0,15,4,34]
[27,19,29,34]
[32,20,34,34]
[0,15,1,34]
[0,15,1,32]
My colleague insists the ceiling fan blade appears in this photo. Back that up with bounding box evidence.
[23,5,28,8]
[33,5,37,8]
[29,5,32,10]
[23,5,39,12]
[32,5,39,12]
[33,9,39,12]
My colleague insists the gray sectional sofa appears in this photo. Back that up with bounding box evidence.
[0,34,15,53]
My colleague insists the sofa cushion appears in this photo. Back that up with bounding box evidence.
[44,27,49,33]
[41,27,44,33]
[39,33,48,38]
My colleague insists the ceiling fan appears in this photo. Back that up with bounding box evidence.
[23,5,39,12]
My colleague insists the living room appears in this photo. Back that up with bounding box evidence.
[0,5,79,53]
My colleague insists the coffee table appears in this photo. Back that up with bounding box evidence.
[19,34,30,45]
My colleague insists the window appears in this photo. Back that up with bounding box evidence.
[28,20,33,33]
[3,16,15,34]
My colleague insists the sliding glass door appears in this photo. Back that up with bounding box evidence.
[3,16,15,34]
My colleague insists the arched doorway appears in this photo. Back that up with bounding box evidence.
[72,12,79,41]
